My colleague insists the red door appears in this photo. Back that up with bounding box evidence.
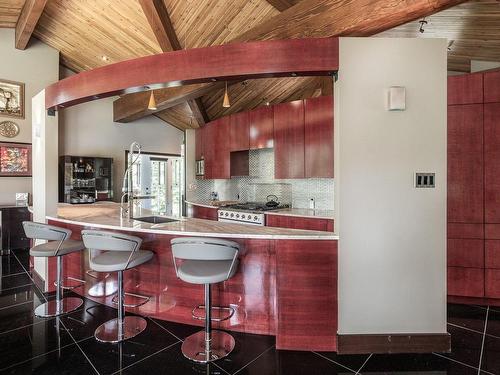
[304,96,334,178]
[273,100,305,179]
[484,103,500,223]
[447,73,483,105]
[249,106,274,149]
[447,104,484,223]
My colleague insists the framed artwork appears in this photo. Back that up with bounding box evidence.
[0,142,32,177]
[0,79,25,119]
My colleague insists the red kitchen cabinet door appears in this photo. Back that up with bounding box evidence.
[230,111,250,151]
[205,117,230,179]
[274,100,305,179]
[485,269,500,298]
[304,96,334,178]
[447,239,484,268]
[266,214,329,232]
[485,240,500,269]
[187,204,218,220]
[484,103,500,223]
[447,73,483,105]
[447,104,484,223]
[249,106,274,149]
[447,267,484,297]
[195,126,204,160]
[484,70,500,103]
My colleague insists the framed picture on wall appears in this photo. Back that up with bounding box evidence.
[0,79,25,119]
[0,142,32,177]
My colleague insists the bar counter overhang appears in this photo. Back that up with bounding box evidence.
[44,204,339,352]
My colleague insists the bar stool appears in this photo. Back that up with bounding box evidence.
[22,221,85,317]
[81,230,154,343]
[171,237,240,363]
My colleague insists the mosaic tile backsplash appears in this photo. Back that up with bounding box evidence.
[188,149,334,210]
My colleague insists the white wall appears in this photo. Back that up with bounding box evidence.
[59,97,184,200]
[336,38,447,334]
[0,29,59,204]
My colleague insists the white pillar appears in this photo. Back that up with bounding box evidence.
[32,90,59,291]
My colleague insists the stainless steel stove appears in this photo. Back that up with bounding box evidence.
[218,202,290,226]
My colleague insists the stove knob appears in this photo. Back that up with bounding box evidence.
[225,212,229,217]
[241,214,245,219]
[236,214,240,218]
[219,211,223,216]
[254,216,258,221]
[230,213,234,218]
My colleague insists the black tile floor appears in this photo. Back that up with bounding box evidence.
[0,248,499,374]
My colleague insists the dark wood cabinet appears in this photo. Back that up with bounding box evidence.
[186,204,218,220]
[447,73,483,105]
[304,96,334,178]
[484,70,500,103]
[0,206,31,253]
[447,104,484,223]
[230,111,249,151]
[484,103,500,223]
[447,267,484,297]
[249,106,274,149]
[274,100,305,179]
[266,214,334,232]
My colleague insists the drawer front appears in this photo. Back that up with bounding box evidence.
[448,239,484,268]
[266,215,329,232]
[486,240,500,269]
[447,267,484,297]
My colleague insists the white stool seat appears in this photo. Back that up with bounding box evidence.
[178,259,239,284]
[30,239,85,257]
[90,250,154,272]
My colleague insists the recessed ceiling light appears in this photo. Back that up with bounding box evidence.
[101,55,110,62]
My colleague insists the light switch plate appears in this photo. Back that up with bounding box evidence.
[388,86,406,111]
[415,173,435,188]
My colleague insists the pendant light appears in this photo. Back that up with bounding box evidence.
[148,90,157,110]
[222,81,230,108]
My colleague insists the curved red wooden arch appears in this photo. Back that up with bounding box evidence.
[45,37,339,110]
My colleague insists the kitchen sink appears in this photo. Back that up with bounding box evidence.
[134,216,178,224]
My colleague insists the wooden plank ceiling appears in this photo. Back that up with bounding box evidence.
[1,0,499,130]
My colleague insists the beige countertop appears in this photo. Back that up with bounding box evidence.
[185,200,334,220]
[48,203,338,241]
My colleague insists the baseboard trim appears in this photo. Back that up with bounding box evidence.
[337,333,451,354]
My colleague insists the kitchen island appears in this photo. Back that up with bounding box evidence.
[46,203,339,351]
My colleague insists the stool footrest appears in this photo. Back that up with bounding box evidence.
[85,270,110,279]
[112,292,151,308]
[54,276,86,290]
[191,304,235,322]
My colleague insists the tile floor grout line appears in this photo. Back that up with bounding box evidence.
[356,353,373,374]
[0,317,49,336]
[147,316,185,342]
[59,317,101,375]
[0,282,37,293]
[477,306,489,375]
[448,322,487,336]
[11,250,48,303]
[0,298,35,311]
[0,270,29,278]
[312,351,359,373]
[109,340,181,375]
[433,352,486,372]
[212,361,232,375]
[233,345,276,375]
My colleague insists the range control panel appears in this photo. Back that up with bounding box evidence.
[218,210,265,226]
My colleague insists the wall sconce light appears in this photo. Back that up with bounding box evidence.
[388,86,406,111]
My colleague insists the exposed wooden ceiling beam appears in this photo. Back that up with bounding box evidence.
[233,0,468,42]
[134,0,209,128]
[15,0,48,50]
[265,0,296,12]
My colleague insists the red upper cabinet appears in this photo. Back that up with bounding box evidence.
[447,104,484,223]
[304,96,334,178]
[447,73,483,105]
[484,103,500,223]
[484,70,500,103]
[211,117,231,179]
[230,111,250,151]
[274,100,305,179]
[249,106,274,149]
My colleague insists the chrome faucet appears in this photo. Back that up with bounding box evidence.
[120,142,142,219]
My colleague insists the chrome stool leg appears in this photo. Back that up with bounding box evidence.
[94,270,147,343]
[35,256,83,317]
[181,284,235,363]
